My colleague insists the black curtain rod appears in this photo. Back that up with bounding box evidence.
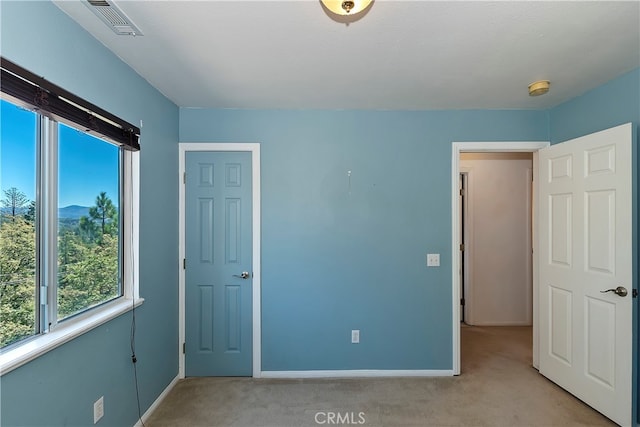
[1,57,140,150]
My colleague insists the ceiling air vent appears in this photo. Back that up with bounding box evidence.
[84,0,143,36]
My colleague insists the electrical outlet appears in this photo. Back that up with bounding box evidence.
[93,396,104,424]
[351,329,360,344]
[426,253,440,267]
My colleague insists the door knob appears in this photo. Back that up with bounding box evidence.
[600,286,628,297]
[233,271,250,279]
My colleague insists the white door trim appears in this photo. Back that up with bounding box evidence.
[451,141,549,374]
[178,142,261,378]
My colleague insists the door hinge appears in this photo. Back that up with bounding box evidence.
[182,342,186,354]
[460,243,465,251]
[183,258,186,269]
[459,188,465,196]
[460,298,465,306]
[183,172,186,184]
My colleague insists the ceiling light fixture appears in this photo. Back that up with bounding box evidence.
[528,80,550,96]
[321,0,373,15]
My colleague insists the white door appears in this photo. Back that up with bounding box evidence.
[539,123,633,426]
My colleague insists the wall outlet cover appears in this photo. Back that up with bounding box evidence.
[427,253,440,267]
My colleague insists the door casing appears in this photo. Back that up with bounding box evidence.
[451,141,549,374]
[178,143,261,378]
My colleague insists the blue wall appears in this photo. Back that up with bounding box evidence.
[180,109,548,370]
[0,2,179,426]
[548,67,640,424]
[1,1,637,425]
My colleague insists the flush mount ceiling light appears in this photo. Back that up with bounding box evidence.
[528,80,550,96]
[321,0,373,15]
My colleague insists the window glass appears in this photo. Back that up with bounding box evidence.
[57,123,121,320]
[0,99,38,347]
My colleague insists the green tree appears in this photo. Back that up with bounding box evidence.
[1,187,29,221]
[58,234,118,318]
[1,190,120,347]
[23,200,36,222]
[89,192,117,236]
[58,192,120,318]
[58,230,84,272]
[78,215,99,243]
[0,217,36,347]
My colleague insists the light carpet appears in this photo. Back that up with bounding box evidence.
[146,326,614,426]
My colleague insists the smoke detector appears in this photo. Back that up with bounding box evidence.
[84,0,143,36]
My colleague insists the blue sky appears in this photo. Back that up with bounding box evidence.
[1,99,119,208]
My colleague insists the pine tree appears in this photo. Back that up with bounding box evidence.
[1,187,29,221]
[89,192,117,236]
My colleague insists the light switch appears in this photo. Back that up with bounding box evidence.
[427,253,440,267]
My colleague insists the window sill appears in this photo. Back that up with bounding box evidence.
[0,297,144,376]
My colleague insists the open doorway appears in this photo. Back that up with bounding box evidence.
[451,127,633,424]
[459,152,533,327]
[458,152,534,375]
[451,141,549,375]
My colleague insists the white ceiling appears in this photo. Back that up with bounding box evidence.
[53,0,640,110]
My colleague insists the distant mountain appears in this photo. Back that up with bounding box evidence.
[1,205,91,219]
[0,207,28,216]
[59,205,89,219]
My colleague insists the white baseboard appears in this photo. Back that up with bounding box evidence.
[466,320,532,326]
[133,374,180,427]
[260,369,454,379]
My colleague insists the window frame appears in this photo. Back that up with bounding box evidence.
[52,119,124,325]
[0,94,142,376]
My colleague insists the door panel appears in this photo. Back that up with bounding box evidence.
[584,296,615,387]
[549,285,572,365]
[550,193,572,266]
[185,151,252,376]
[538,123,632,426]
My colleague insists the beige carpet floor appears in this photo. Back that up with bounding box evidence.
[145,326,614,426]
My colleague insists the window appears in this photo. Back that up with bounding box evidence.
[57,123,122,321]
[0,101,38,347]
[0,58,140,371]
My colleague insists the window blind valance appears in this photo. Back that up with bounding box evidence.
[1,57,140,151]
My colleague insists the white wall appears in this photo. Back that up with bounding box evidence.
[461,153,533,326]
